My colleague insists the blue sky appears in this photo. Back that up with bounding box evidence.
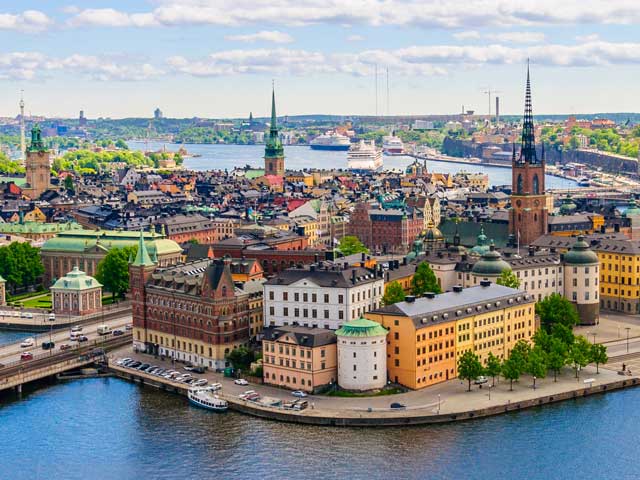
[2,1,640,118]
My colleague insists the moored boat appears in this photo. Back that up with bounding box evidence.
[188,385,228,412]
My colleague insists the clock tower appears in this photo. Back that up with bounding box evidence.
[509,63,548,246]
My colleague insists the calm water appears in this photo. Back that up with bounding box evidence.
[0,329,32,345]
[128,141,578,189]
[1,377,637,480]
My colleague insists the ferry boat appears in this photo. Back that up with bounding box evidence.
[310,131,351,151]
[188,386,228,412]
[347,139,383,171]
[382,135,404,155]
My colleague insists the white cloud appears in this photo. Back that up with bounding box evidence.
[0,10,52,33]
[0,52,162,81]
[225,30,294,43]
[453,30,544,43]
[65,1,640,30]
[346,34,365,41]
[576,33,600,42]
[453,31,481,40]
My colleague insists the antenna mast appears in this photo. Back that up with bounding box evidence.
[19,90,25,162]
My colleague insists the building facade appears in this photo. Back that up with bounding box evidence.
[156,214,218,244]
[51,267,103,316]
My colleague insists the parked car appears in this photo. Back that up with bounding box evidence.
[21,312,33,319]
[192,379,208,387]
[291,390,308,398]
[209,383,222,391]
[20,352,33,361]
[128,361,142,369]
[191,366,206,374]
[112,329,124,336]
[183,363,195,371]
[293,400,308,410]
[71,325,83,332]
[48,313,56,321]
[118,357,132,365]
[239,390,257,399]
[474,376,488,385]
[41,341,55,350]
[59,344,72,351]
[125,324,133,331]
[137,363,150,371]
[77,335,88,342]
[20,338,35,348]
[234,378,249,386]
[390,402,406,409]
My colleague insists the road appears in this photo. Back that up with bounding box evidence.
[0,314,132,365]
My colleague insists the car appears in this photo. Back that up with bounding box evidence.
[77,335,88,342]
[119,357,132,364]
[48,313,56,321]
[390,402,406,409]
[20,352,33,361]
[293,400,308,411]
[239,390,257,399]
[128,361,141,369]
[41,341,55,350]
[209,383,222,391]
[474,376,488,385]
[59,344,72,351]
[291,390,308,398]
[234,378,249,386]
[21,312,33,319]
[192,379,208,387]
[20,338,35,348]
[191,366,206,374]
[137,363,150,371]
[125,324,133,331]
[112,329,124,336]
[183,365,195,371]
[71,325,83,332]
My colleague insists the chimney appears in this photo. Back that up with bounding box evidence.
[394,260,399,270]
[310,265,316,272]
[615,224,620,233]
[480,280,491,287]
[361,252,366,262]
[425,292,436,299]
[314,253,319,263]
[351,269,356,284]
[528,246,535,257]
[452,285,463,293]
[404,295,416,303]
[402,257,407,266]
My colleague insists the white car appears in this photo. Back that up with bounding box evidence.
[234,378,249,386]
[291,390,308,398]
[20,338,35,348]
[192,379,208,387]
[71,325,83,333]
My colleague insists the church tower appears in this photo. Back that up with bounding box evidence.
[129,230,157,354]
[23,124,52,199]
[509,63,548,246]
[264,87,285,177]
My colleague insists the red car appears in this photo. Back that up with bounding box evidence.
[20,352,33,361]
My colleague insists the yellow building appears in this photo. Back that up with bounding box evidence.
[286,171,314,187]
[366,283,536,390]
[293,216,320,246]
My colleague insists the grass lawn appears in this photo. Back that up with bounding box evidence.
[326,387,404,398]
[11,292,52,309]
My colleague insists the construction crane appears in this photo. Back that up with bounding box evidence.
[480,87,502,119]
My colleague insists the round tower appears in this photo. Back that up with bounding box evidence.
[336,317,388,391]
[563,235,599,325]
[471,243,511,284]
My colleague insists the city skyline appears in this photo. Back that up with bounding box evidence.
[4,1,640,117]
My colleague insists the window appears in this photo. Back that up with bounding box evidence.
[283,307,289,316]
[338,295,344,304]
[283,292,288,301]
[269,306,275,315]
[324,294,329,303]
[269,291,274,300]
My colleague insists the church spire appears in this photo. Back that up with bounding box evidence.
[270,85,277,134]
[264,83,284,166]
[131,229,155,267]
[519,59,538,164]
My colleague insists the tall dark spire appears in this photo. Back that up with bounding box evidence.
[519,59,538,164]
[270,85,278,134]
[264,83,284,160]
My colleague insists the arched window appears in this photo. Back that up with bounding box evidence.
[534,213,538,222]
[516,174,523,194]
[533,174,540,195]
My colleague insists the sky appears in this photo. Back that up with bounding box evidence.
[3,1,640,118]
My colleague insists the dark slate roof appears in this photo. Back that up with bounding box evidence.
[372,284,534,329]
[262,325,337,347]
[532,233,640,254]
[265,266,380,288]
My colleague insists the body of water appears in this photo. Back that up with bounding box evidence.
[127,142,578,189]
[0,329,32,346]
[1,377,637,480]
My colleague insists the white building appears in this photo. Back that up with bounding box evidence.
[563,236,599,325]
[264,265,384,330]
[336,317,388,391]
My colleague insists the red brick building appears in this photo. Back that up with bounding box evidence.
[156,214,218,244]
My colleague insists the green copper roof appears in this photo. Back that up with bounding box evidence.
[564,235,598,265]
[470,226,490,256]
[623,197,640,217]
[51,266,102,291]
[131,229,155,267]
[472,244,511,276]
[335,317,388,338]
[559,195,577,215]
[264,88,284,160]
[0,274,5,283]
[28,124,47,153]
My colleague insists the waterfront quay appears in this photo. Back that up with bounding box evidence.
[108,347,638,427]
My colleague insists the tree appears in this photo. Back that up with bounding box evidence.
[532,328,552,353]
[551,323,575,347]
[535,293,579,332]
[382,281,406,306]
[337,236,369,256]
[187,238,199,245]
[590,343,608,374]
[225,346,256,372]
[547,337,568,382]
[511,339,531,363]
[496,269,520,289]
[502,355,523,391]
[95,246,137,300]
[115,139,129,150]
[64,175,74,193]
[0,242,44,293]
[568,336,592,378]
[484,352,502,387]
[411,262,442,296]
[458,350,484,391]
[526,347,547,389]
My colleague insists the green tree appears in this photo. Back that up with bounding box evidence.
[547,337,568,382]
[63,175,74,193]
[590,343,608,374]
[457,350,484,391]
[411,262,442,296]
[0,242,44,293]
[535,293,579,332]
[337,236,369,256]
[0,151,25,175]
[115,139,129,149]
[95,246,137,300]
[382,281,406,306]
[532,328,552,353]
[502,355,524,391]
[568,336,592,378]
[551,323,575,346]
[511,339,532,363]
[484,352,502,387]
[225,346,256,372]
[526,347,547,389]
[187,238,199,245]
[496,269,520,289]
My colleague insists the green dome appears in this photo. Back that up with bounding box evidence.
[336,317,388,338]
[51,266,102,291]
[564,235,598,265]
[472,244,511,276]
[423,224,443,242]
[559,195,577,215]
[470,226,490,256]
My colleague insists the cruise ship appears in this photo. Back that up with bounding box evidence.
[382,135,404,155]
[347,139,383,171]
[310,131,351,150]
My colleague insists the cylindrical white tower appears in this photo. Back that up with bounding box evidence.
[564,235,599,325]
[336,317,388,391]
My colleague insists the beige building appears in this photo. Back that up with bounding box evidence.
[262,326,337,393]
[51,267,103,316]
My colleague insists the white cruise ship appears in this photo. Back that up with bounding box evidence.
[347,139,383,171]
[310,131,351,150]
[382,135,404,155]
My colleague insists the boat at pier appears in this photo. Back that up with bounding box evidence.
[310,131,351,151]
[188,386,228,412]
[347,139,383,171]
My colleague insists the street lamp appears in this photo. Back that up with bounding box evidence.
[591,332,596,345]
[626,327,631,353]
[48,311,55,355]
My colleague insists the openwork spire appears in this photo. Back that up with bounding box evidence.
[270,83,277,134]
[519,60,538,164]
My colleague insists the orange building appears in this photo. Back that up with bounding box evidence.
[262,326,337,393]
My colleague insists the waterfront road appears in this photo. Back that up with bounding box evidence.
[0,314,132,365]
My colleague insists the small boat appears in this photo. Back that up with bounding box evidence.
[577,177,591,187]
[188,386,228,412]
